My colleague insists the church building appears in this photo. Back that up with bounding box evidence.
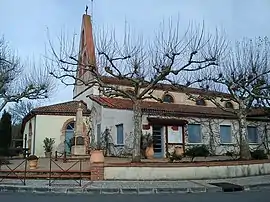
[22,13,270,158]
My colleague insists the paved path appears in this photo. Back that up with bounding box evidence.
[1,175,270,194]
[0,190,270,202]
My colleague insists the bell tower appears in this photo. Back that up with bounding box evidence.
[73,13,97,99]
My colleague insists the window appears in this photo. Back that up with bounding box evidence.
[163,94,174,103]
[220,125,232,143]
[196,98,206,106]
[225,102,234,109]
[65,121,75,154]
[188,124,202,143]
[247,126,258,143]
[66,122,75,130]
[116,124,124,145]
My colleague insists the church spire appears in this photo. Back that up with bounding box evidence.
[73,11,97,98]
[78,12,96,76]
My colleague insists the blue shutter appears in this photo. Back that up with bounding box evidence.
[220,125,232,143]
[188,124,201,143]
[116,124,124,145]
[247,126,258,143]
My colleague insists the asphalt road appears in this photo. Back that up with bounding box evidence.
[0,190,270,202]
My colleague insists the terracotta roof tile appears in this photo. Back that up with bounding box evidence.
[32,100,91,116]
[89,96,269,119]
[100,76,231,97]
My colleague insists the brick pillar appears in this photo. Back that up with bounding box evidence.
[90,163,104,181]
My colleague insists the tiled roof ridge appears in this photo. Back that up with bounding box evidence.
[88,95,269,118]
[100,76,231,97]
[33,100,86,111]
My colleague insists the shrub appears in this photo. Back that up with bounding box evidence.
[185,145,209,161]
[251,149,268,160]
[225,150,239,160]
[0,148,23,157]
[168,151,182,163]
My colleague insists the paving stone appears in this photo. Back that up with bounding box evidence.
[1,176,270,194]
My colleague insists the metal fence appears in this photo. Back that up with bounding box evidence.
[0,153,88,186]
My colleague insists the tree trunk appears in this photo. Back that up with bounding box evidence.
[208,120,216,155]
[238,114,251,160]
[132,100,142,162]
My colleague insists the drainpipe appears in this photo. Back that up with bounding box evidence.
[265,124,269,154]
[32,116,37,155]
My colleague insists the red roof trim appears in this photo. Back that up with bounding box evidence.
[89,96,269,119]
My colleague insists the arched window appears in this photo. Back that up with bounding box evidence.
[225,101,234,109]
[163,94,174,103]
[124,89,135,97]
[196,98,206,106]
[65,121,75,154]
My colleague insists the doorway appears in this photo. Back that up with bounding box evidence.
[152,125,164,158]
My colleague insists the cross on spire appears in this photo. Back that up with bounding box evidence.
[85,5,88,14]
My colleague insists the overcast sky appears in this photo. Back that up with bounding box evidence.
[0,0,270,106]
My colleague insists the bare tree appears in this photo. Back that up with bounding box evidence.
[0,36,54,112]
[47,19,227,162]
[9,100,41,124]
[188,37,270,160]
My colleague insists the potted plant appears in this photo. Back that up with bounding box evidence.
[43,137,55,158]
[89,129,105,163]
[27,155,39,169]
[142,133,154,159]
[174,146,184,156]
[90,141,105,163]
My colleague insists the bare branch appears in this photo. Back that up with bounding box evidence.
[0,36,55,112]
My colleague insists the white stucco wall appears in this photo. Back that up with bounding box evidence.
[22,116,36,154]
[102,108,134,147]
[23,115,76,157]
[104,162,270,180]
[185,117,270,155]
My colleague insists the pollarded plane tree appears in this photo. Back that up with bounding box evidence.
[47,20,227,162]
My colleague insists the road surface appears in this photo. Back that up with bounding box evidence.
[0,190,270,202]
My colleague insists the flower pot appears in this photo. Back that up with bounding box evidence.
[145,146,154,159]
[28,159,38,169]
[90,150,105,163]
[175,147,183,156]
[45,152,52,158]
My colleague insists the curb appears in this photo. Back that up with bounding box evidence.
[0,185,220,195]
[1,184,269,195]
[244,183,270,191]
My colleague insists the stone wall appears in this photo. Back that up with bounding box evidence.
[104,160,270,180]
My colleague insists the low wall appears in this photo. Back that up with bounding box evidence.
[104,160,270,180]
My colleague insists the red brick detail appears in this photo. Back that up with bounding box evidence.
[90,163,104,181]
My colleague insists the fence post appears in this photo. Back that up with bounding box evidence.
[23,158,27,185]
[79,159,82,186]
[63,152,67,163]
[23,135,27,159]
[49,155,52,186]
[54,151,58,161]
